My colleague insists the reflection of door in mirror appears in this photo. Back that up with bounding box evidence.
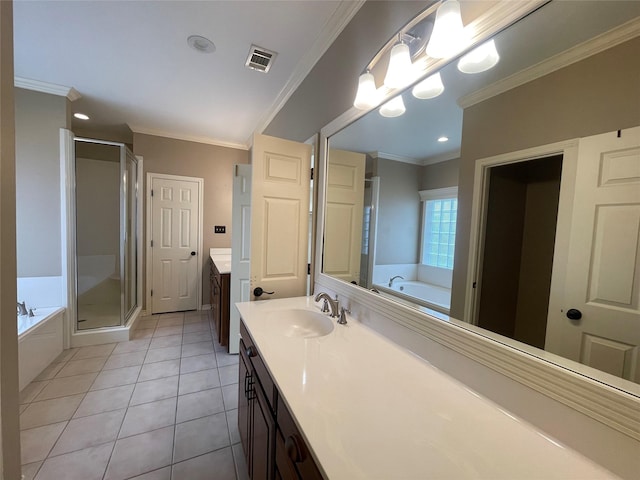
[324,149,365,284]
[548,127,640,383]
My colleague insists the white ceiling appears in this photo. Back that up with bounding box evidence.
[13,0,361,148]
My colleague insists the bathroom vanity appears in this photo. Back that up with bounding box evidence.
[210,248,231,349]
[236,297,615,479]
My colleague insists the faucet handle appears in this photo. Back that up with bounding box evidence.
[338,307,350,325]
[320,299,330,313]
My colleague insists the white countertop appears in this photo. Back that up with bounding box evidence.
[209,248,231,274]
[236,296,616,480]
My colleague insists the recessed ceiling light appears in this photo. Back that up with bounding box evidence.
[438,136,449,142]
[187,35,216,54]
[74,113,89,120]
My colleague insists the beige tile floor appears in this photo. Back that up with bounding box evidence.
[19,310,248,480]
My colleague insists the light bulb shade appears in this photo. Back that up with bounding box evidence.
[412,72,445,99]
[379,95,406,118]
[457,39,500,73]
[384,42,413,89]
[426,0,469,59]
[353,72,380,110]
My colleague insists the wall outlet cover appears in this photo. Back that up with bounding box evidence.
[214,225,226,234]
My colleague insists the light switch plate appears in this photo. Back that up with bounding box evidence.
[214,225,226,234]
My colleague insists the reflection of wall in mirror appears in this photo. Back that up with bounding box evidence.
[451,37,640,319]
[371,156,460,289]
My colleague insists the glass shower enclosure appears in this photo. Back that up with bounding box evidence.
[74,138,139,330]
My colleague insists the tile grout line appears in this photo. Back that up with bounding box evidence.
[21,311,221,480]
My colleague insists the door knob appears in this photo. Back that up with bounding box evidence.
[253,287,274,297]
[566,308,582,320]
[190,251,196,256]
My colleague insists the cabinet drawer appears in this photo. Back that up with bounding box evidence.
[277,401,323,480]
[241,321,277,413]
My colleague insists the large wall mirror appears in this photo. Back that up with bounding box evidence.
[320,0,640,401]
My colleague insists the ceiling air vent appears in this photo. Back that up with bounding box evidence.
[245,45,277,73]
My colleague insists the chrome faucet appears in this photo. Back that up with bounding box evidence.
[388,275,404,287]
[314,292,340,318]
[17,301,28,316]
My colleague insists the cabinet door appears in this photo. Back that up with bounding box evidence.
[238,341,252,473]
[275,431,299,480]
[251,380,276,480]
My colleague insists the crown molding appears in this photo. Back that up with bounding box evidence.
[370,149,460,167]
[129,125,249,151]
[370,151,420,165]
[422,149,461,166]
[14,77,81,101]
[250,0,366,142]
[459,16,640,109]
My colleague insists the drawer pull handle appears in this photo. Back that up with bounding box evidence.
[246,346,257,357]
[285,435,305,463]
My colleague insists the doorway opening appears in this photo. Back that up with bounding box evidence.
[476,154,563,349]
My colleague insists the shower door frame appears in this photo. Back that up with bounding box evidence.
[61,130,143,344]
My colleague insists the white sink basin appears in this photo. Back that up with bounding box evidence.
[267,309,335,338]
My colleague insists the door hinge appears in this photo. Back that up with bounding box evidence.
[473,282,477,288]
[151,189,154,197]
[307,263,311,275]
[151,240,153,247]
[151,289,153,297]
[310,167,314,180]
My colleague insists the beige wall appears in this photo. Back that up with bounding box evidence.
[420,158,459,191]
[133,133,249,308]
[75,157,120,258]
[15,88,70,277]
[1,0,21,476]
[450,37,640,319]
[374,158,421,265]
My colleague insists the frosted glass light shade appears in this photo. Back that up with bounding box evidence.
[458,39,500,73]
[384,43,413,89]
[379,95,406,118]
[426,0,469,59]
[412,72,445,99]
[354,72,379,110]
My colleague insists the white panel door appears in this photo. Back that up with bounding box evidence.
[230,164,252,353]
[324,149,365,283]
[250,134,311,300]
[546,126,640,382]
[151,177,200,313]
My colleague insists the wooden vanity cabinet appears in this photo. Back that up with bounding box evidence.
[239,338,276,480]
[210,258,230,348]
[239,321,323,480]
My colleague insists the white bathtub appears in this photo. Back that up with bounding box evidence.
[389,280,451,310]
[18,307,65,390]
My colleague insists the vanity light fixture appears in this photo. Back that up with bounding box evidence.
[438,136,449,142]
[74,113,89,120]
[383,40,414,89]
[353,71,380,110]
[379,95,406,118]
[425,0,469,59]
[457,39,500,73]
[412,72,444,99]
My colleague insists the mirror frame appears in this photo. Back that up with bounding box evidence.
[313,0,640,441]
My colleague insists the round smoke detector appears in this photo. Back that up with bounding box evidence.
[187,35,216,54]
